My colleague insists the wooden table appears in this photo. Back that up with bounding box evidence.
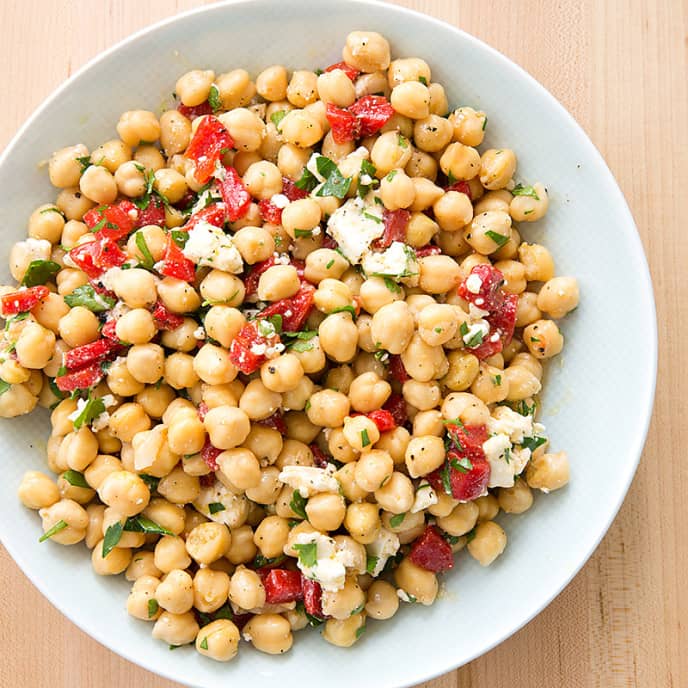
[0,1,685,686]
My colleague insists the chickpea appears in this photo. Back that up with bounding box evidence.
[58,426,99,472]
[243,614,293,654]
[79,164,118,204]
[467,521,507,566]
[343,415,380,452]
[157,465,201,504]
[510,182,549,221]
[316,69,356,107]
[395,557,438,605]
[126,575,161,621]
[371,131,413,176]
[0,383,38,418]
[390,81,431,119]
[158,277,202,314]
[354,449,394,492]
[58,306,99,347]
[134,144,165,172]
[322,613,366,648]
[18,471,60,510]
[347,372,391,413]
[215,69,256,109]
[183,522,231,566]
[365,579,399,620]
[526,451,570,492]
[97,470,150,517]
[304,248,349,283]
[344,502,380,544]
[278,109,323,148]
[433,190,473,232]
[154,569,194,615]
[239,379,282,420]
[152,611,199,647]
[142,498,185,536]
[196,619,240,662]
[56,187,95,221]
[343,31,391,72]
[318,312,358,362]
[417,303,459,347]
[406,212,439,248]
[403,380,441,412]
[302,492,345,532]
[403,435,444,478]
[440,143,481,181]
[281,198,322,239]
[199,271,244,307]
[193,344,237,386]
[115,308,156,345]
[277,143,311,179]
[536,276,580,319]
[418,254,461,294]
[370,300,414,354]
[479,149,517,190]
[464,210,513,255]
[497,477,533,514]
[91,540,132,574]
[405,148,437,180]
[401,332,446,383]
[155,535,192,573]
[437,501,479,536]
[241,160,281,202]
[49,143,89,188]
[412,114,453,153]
[260,353,304,394]
[258,265,300,302]
[441,392,490,426]
[194,567,231,612]
[27,204,64,243]
[14,322,55,370]
[523,319,564,359]
[232,227,274,266]
[126,551,161,582]
[517,243,555,284]
[515,292,542,328]
[217,107,265,153]
[355,70,390,99]
[256,65,289,101]
[217,448,261,490]
[108,403,151,443]
[157,110,191,157]
[470,363,509,404]
[448,106,487,147]
[204,406,250,450]
[502,365,541,401]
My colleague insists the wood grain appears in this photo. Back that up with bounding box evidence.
[0,1,685,687]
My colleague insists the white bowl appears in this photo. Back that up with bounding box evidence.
[0,1,656,686]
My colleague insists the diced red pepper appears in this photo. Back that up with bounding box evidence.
[83,202,135,241]
[414,245,442,258]
[183,203,227,232]
[159,235,196,282]
[228,321,279,375]
[325,104,359,144]
[201,438,222,471]
[63,338,121,371]
[262,569,303,604]
[101,319,118,341]
[152,301,185,331]
[374,209,410,249]
[231,613,253,631]
[489,292,518,345]
[258,282,315,332]
[69,238,127,279]
[257,412,288,435]
[199,473,216,488]
[445,424,488,456]
[310,443,329,468]
[178,101,213,120]
[349,95,395,137]
[457,264,506,312]
[218,166,251,221]
[1,286,49,316]
[184,116,234,184]
[321,234,338,250]
[258,198,283,225]
[366,409,396,433]
[466,337,503,361]
[409,526,454,573]
[135,195,166,228]
[281,177,309,201]
[388,355,410,383]
[382,393,408,428]
[197,402,209,421]
[302,578,325,618]
[55,363,104,393]
[325,61,360,82]
[446,180,472,199]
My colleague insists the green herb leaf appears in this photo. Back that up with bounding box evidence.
[397,133,408,149]
[208,85,222,113]
[134,170,156,210]
[62,470,89,488]
[208,502,226,514]
[139,473,160,491]
[465,328,485,348]
[253,553,286,569]
[293,542,318,567]
[72,396,106,430]
[289,490,308,519]
[440,463,453,496]
[389,512,406,528]
[270,110,287,128]
[512,184,540,200]
[148,598,159,618]
[101,521,123,555]
[135,232,155,269]
[373,349,388,361]
[40,206,65,218]
[214,602,233,620]
[447,170,457,186]
[466,527,477,543]
[449,456,473,474]
[290,338,315,352]
[124,515,173,536]
[21,260,60,287]
[459,321,469,337]
[0,380,11,396]
[170,229,189,248]
[294,228,314,238]
[482,116,488,131]
[361,429,371,447]
[418,75,428,86]
[485,230,509,247]
[362,211,383,224]
[351,602,365,616]
[355,624,367,639]
[325,259,335,269]
[200,636,209,650]
[76,156,92,173]
[331,305,357,319]
[514,400,537,417]
[294,167,319,192]
[39,519,68,543]
[366,554,379,574]
[316,166,352,199]
[493,374,502,386]
[64,284,116,313]
[315,156,337,179]
[521,435,547,452]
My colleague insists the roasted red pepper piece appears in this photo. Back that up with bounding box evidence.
[184,115,234,184]
[388,355,410,383]
[183,203,227,232]
[349,95,395,137]
[55,363,104,393]
[83,201,135,241]
[199,473,216,488]
[1,286,49,315]
[159,235,196,282]
[152,301,185,331]
[366,409,396,433]
[134,195,166,228]
[446,180,472,199]
[325,104,359,144]
[409,526,454,573]
[197,402,209,421]
[257,412,288,435]
[489,292,518,345]
[68,239,127,279]
[382,393,408,428]
[178,101,213,120]
[218,166,251,221]
[414,245,442,258]
[201,438,222,471]
[258,282,315,332]
[302,578,325,618]
[101,319,118,341]
[63,338,121,371]
[281,177,309,201]
[262,569,303,604]
[458,264,506,312]
[258,198,283,225]
[325,61,360,82]
[374,209,410,249]
[310,443,329,468]
[228,321,279,375]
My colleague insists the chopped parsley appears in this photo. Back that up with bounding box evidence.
[366,554,379,574]
[199,636,209,650]
[355,624,367,639]
[208,502,226,514]
[418,75,428,86]
[76,155,92,173]
[357,159,379,198]
[139,474,160,491]
[62,470,89,488]
[316,165,352,199]
[360,429,371,447]
[493,374,502,386]
[512,184,540,200]
[294,228,314,238]
[289,490,308,519]
[133,169,156,210]
[449,456,473,474]
[148,599,159,618]
[135,232,155,269]
[397,133,408,148]
[325,259,335,269]
[482,116,488,131]
[270,110,287,128]
[101,521,124,557]
[71,395,106,430]
[485,230,509,247]
[40,206,65,218]
[331,304,357,319]
[39,519,68,542]
[64,284,115,312]
[389,512,406,528]
[385,169,398,182]
[208,84,222,113]
[363,211,383,224]
[21,260,60,287]
[292,542,318,567]
[521,436,547,452]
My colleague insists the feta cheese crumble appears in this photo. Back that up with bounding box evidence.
[410,482,438,513]
[278,464,340,498]
[292,532,351,592]
[270,193,290,209]
[462,320,490,346]
[361,241,417,280]
[487,406,538,444]
[465,273,483,294]
[365,528,400,577]
[326,196,384,264]
[182,220,243,273]
[193,481,249,529]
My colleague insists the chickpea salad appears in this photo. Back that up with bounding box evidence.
[7,30,579,659]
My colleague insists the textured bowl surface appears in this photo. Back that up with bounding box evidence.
[0,1,656,686]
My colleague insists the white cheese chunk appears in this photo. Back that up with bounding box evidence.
[462,320,490,346]
[326,197,384,264]
[483,433,515,488]
[361,240,416,279]
[465,273,483,294]
[270,193,290,209]
[193,481,249,528]
[365,528,400,577]
[410,482,438,513]
[182,220,243,274]
[278,465,340,498]
[306,154,328,182]
[292,532,350,592]
[487,406,537,444]
[469,303,490,319]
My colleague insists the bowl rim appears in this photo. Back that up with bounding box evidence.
[0,0,657,685]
